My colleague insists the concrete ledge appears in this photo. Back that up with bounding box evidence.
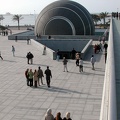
[8,30,36,40]
[81,39,92,59]
[99,19,117,120]
[31,39,54,59]
[38,35,99,40]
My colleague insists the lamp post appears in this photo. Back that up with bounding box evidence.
[117,8,119,20]
[34,10,36,24]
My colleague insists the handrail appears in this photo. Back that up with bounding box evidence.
[99,19,117,120]
[108,19,117,120]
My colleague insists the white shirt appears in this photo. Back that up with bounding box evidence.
[79,59,83,65]
[91,57,96,63]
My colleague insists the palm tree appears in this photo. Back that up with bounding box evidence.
[91,14,101,26]
[99,12,109,28]
[12,15,23,30]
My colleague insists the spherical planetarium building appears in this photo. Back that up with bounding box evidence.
[35,0,95,36]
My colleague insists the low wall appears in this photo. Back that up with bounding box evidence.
[38,35,99,40]
[31,39,92,60]
[8,30,100,41]
[99,19,117,120]
[31,39,54,59]
[81,39,93,59]
[8,30,36,40]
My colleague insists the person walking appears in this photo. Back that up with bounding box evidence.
[33,69,38,88]
[25,68,29,86]
[105,51,107,63]
[90,55,96,70]
[79,58,83,72]
[29,52,34,64]
[44,66,52,88]
[12,45,15,56]
[63,57,68,72]
[26,52,34,64]
[75,53,80,66]
[0,51,3,60]
[45,108,54,120]
[28,69,34,87]
[37,66,44,85]
[15,36,17,42]
[26,52,30,64]
[27,37,30,45]
[104,42,108,52]
[71,48,76,59]
[63,112,72,120]
[43,45,46,55]
[56,49,60,61]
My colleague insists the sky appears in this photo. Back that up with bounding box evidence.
[0,0,120,14]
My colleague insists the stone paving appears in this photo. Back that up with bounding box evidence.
[0,33,105,120]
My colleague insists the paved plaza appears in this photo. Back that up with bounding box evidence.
[0,32,105,120]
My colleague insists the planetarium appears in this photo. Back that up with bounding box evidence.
[35,0,95,36]
[8,0,96,59]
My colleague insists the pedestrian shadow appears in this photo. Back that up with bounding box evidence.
[83,66,105,72]
[94,68,105,72]
[33,85,90,95]
[15,56,26,59]
[67,71,81,75]
[31,63,52,67]
[2,59,16,63]
[81,71,104,76]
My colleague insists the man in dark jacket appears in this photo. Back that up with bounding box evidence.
[104,42,108,52]
[44,66,52,88]
[26,52,34,64]
[71,48,76,59]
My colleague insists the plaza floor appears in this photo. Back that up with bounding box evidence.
[0,32,105,120]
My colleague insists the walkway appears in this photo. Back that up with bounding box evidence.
[0,33,105,120]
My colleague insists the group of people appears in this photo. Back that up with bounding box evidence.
[76,53,96,71]
[25,66,52,88]
[62,55,83,73]
[94,43,102,54]
[62,52,97,71]
[45,108,72,120]
[75,52,84,72]
[75,52,83,72]
[56,48,80,61]
[94,40,108,64]
[1,30,8,36]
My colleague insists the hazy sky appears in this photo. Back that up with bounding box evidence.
[0,0,119,14]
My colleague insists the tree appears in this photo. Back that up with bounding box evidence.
[12,14,23,30]
[91,14,101,26]
[0,25,6,30]
[99,12,109,28]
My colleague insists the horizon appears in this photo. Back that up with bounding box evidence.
[0,0,120,15]
[1,12,112,15]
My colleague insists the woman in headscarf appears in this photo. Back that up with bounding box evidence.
[45,108,54,120]
[63,112,72,120]
[54,112,62,120]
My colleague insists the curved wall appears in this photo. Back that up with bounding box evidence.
[35,0,95,35]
